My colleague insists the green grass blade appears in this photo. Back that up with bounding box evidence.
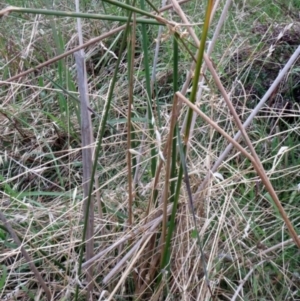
[2,6,162,25]
[102,0,158,19]
[184,0,213,143]
[139,0,157,177]
[0,265,8,290]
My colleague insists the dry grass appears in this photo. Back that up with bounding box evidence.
[1,0,300,300]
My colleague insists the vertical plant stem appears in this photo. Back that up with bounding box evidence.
[139,0,157,178]
[74,10,135,301]
[127,6,136,231]
[160,0,213,279]
[169,34,179,204]
[183,0,213,144]
[161,95,178,248]
[161,36,179,249]
[187,0,232,140]
[74,1,96,297]
[74,52,94,298]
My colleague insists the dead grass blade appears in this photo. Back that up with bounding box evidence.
[74,51,94,296]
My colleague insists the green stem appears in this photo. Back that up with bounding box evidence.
[160,0,213,285]
[2,6,162,25]
[102,0,159,19]
[184,0,213,143]
[139,0,157,177]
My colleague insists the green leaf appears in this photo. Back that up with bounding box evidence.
[191,229,198,239]
[0,265,7,290]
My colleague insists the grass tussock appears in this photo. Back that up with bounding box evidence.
[1,0,300,300]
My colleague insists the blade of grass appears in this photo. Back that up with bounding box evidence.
[183,0,213,144]
[139,0,157,178]
[0,6,162,25]
[102,0,161,20]
[187,0,232,141]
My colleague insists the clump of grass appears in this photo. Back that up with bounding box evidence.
[1,1,300,300]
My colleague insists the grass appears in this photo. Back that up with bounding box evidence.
[1,0,300,300]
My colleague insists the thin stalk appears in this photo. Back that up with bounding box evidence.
[169,35,179,205]
[102,0,159,19]
[145,0,160,13]
[160,38,179,271]
[0,6,162,25]
[159,36,180,272]
[74,52,94,300]
[75,0,94,296]
[127,0,137,187]
[160,0,213,278]
[74,11,134,301]
[183,0,213,144]
[186,0,232,140]
[161,95,178,249]
[160,148,184,270]
[127,10,136,230]
[127,2,137,288]
[139,0,157,177]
